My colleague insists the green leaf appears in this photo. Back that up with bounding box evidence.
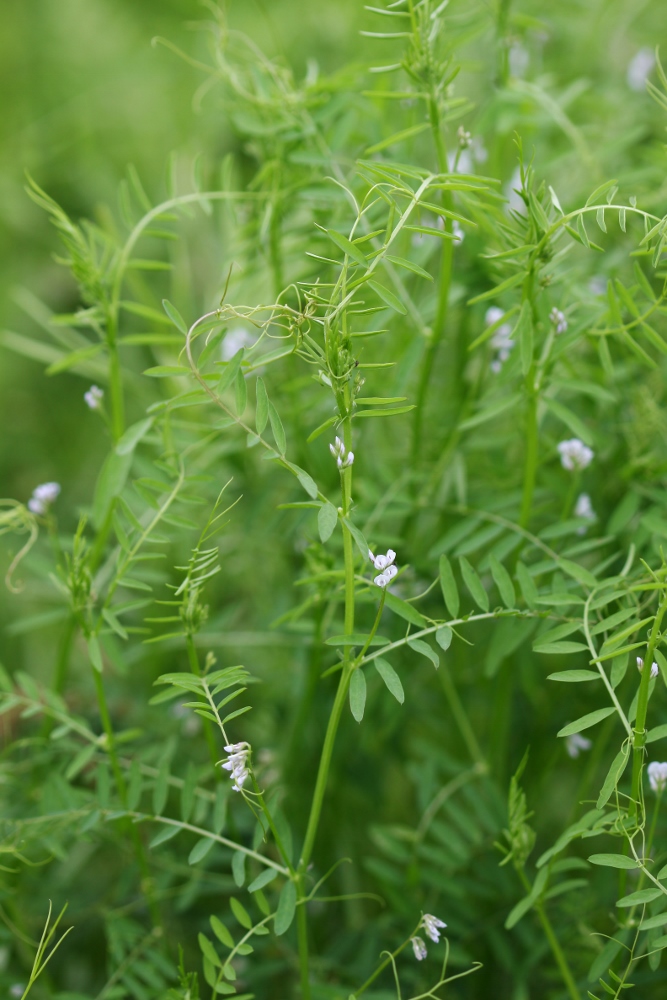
[189,837,215,865]
[383,591,426,626]
[544,399,594,447]
[144,365,191,377]
[218,349,244,393]
[149,824,180,848]
[596,746,630,809]
[367,280,407,314]
[162,298,188,334]
[342,518,369,561]
[92,449,133,529]
[374,658,404,704]
[588,854,639,870]
[557,707,616,738]
[198,932,221,968]
[87,635,103,673]
[435,626,452,651]
[647,723,667,743]
[548,670,599,682]
[516,562,538,609]
[153,758,170,816]
[559,559,597,588]
[490,556,516,608]
[349,668,367,722]
[616,888,663,907]
[269,401,286,454]
[294,466,318,499]
[327,229,368,268]
[439,554,460,617]
[116,417,154,456]
[459,556,489,611]
[354,405,415,419]
[536,641,589,655]
[383,254,433,280]
[231,851,246,887]
[255,377,269,434]
[407,638,439,669]
[248,868,278,893]
[230,896,252,929]
[235,368,247,416]
[641,912,667,930]
[210,915,235,949]
[318,502,338,543]
[274,881,297,935]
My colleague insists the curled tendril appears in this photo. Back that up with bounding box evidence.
[0,501,39,593]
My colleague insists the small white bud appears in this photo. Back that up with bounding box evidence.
[557,439,594,471]
[422,914,447,943]
[648,761,667,793]
[549,307,568,334]
[637,657,659,679]
[84,385,104,410]
[28,481,61,516]
[411,937,427,961]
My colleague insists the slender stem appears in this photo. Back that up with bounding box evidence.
[185,633,220,771]
[438,661,486,767]
[518,869,580,1000]
[519,392,538,529]
[53,616,76,694]
[106,312,124,442]
[496,0,513,87]
[411,94,454,467]
[296,887,310,1000]
[629,595,667,815]
[355,922,421,997]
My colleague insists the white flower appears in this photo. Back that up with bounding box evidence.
[549,307,568,334]
[566,733,592,758]
[452,220,465,243]
[221,741,251,792]
[557,439,594,471]
[485,307,505,326]
[422,913,447,943]
[627,47,655,92]
[369,549,398,588]
[485,308,515,371]
[221,326,255,361]
[84,384,104,410]
[330,436,354,470]
[574,493,596,534]
[411,936,428,961]
[637,657,659,680]
[28,481,61,516]
[648,761,667,794]
[457,126,472,148]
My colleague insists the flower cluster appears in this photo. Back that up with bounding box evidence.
[411,914,447,961]
[549,307,568,334]
[648,761,667,794]
[369,549,397,588]
[557,438,594,471]
[486,306,515,373]
[330,436,354,469]
[574,493,596,534]
[84,385,104,410]
[566,733,592,758]
[221,741,251,792]
[457,125,472,148]
[28,482,60,516]
[637,657,659,680]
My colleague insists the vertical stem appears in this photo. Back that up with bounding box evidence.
[296,892,310,1000]
[519,392,538,529]
[53,616,76,694]
[496,0,513,87]
[629,595,667,815]
[106,312,124,443]
[411,94,454,467]
[185,633,221,772]
[518,869,580,1000]
[92,666,162,930]
[297,401,356,999]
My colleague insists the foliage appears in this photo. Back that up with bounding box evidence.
[2,1,667,998]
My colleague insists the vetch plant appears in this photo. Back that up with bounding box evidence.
[3,3,667,999]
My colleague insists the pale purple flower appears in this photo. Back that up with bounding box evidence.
[369,549,398,588]
[422,913,447,943]
[575,493,596,534]
[566,733,592,758]
[84,385,104,410]
[330,436,354,470]
[627,48,655,92]
[28,482,61,515]
[557,439,594,471]
[221,741,251,792]
[411,936,428,961]
[637,657,659,680]
[549,307,568,334]
[648,761,667,794]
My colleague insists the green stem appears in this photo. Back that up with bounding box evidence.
[629,595,667,816]
[496,0,513,87]
[296,886,310,1000]
[519,391,538,529]
[106,312,124,443]
[185,633,220,772]
[354,921,421,996]
[518,869,580,1000]
[411,93,454,467]
[438,661,486,767]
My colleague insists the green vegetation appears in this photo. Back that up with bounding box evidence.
[2,1,667,997]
